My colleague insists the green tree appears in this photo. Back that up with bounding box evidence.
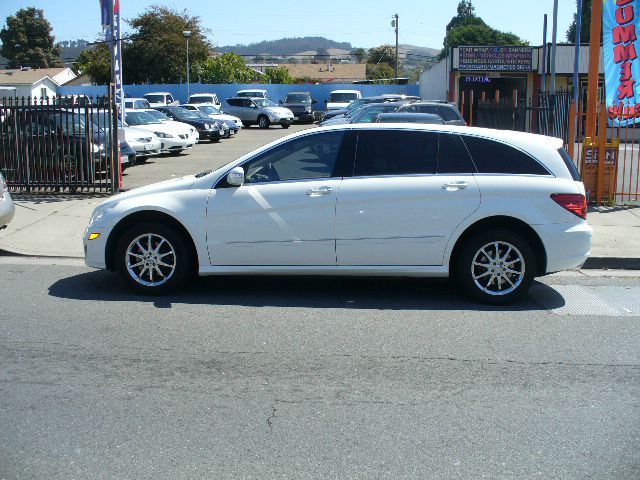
[0,7,61,68]
[566,0,592,43]
[73,42,111,84]
[439,1,528,59]
[192,52,254,83]
[124,6,211,84]
[350,48,366,63]
[263,66,293,84]
[366,62,395,81]
[366,45,395,67]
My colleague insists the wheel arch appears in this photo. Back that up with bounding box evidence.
[449,216,547,277]
[104,210,199,272]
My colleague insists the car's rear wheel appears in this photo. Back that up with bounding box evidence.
[281,123,290,129]
[456,230,535,304]
[116,222,194,294]
[258,115,270,129]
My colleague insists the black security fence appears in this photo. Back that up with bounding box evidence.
[0,95,119,193]
[471,89,573,144]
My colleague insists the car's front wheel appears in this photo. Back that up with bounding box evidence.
[456,230,535,304]
[258,115,270,129]
[116,222,195,294]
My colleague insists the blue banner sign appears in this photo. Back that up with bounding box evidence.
[603,0,640,126]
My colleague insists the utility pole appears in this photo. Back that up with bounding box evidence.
[392,14,399,79]
[183,30,192,100]
[550,0,559,93]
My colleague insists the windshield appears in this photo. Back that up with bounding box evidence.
[346,99,366,112]
[189,96,214,104]
[330,92,359,103]
[144,94,166,103]
[197,105,221,115]
[51,114,101,134]
[144,110,171,122]
[125,111,160,125]
[253,99,278,108]
[167,108,199,120]
[284,94,311,104]
[238,91,266,98]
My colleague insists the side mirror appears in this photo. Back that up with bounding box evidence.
[226,166,245,186]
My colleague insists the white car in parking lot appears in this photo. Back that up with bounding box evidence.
[84,124,592,303]
[124,110,196,155]
[0,171,15,230]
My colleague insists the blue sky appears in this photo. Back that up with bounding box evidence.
[0,0,575,50]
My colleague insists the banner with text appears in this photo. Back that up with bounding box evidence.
[603,0,640,126]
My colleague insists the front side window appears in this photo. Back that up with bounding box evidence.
[243,131,345,184]
[354,130,438,176]
[461,135,550,175]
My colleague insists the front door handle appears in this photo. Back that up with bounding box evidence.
[306,186,333,196]
[442,181,468,190]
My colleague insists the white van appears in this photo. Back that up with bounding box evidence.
[143,92,179,107]
[326,89,362,111]
[187,93,222,109]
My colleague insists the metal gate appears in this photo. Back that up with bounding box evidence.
[0,94,119,193]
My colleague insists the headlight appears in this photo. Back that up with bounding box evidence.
[91,143,105,153]
[205,123,211,129]
[154,132,173,138]
[305,107,312,113]
[0,173,7,200]
[89,209,105,226]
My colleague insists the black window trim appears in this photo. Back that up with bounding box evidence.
[459,133,555,177]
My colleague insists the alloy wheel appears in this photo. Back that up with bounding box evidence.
[470,240,525,296]
[125,233,177,287]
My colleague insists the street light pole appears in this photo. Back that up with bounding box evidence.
[392,14,399,80]
[183,30,192,100]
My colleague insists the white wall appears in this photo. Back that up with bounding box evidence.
[419,58,449,100]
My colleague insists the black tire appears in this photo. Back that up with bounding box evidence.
[258,115,270,129]
[115,222,195,295]
[455,229,535,304]
[281,123,290,129]
[242,121,252,128]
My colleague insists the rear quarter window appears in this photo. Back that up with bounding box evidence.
[461,135,550,175]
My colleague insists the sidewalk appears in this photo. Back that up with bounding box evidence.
[0,194,639,269]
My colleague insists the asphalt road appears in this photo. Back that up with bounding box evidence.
[1,261,639,479]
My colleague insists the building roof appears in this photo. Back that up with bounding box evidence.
[281,63,366,82]
[0,67,71,85]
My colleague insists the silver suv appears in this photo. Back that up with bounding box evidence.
[223,97,294,129]
[396,101,466,126]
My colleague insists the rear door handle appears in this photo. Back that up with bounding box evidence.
[442,181,468,190]
[306,186,333,196]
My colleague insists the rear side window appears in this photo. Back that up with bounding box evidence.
[558,148,581,181]
[226,99,240,107]
[354,130,438,176]
[461,135,550,175]
[437,134,476,174]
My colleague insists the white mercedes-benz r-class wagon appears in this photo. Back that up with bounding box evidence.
[84,124,592,304]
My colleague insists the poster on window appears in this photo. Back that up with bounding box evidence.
[603,0,640,126]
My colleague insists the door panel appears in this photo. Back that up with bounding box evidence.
[336,175,480,266]
[207,180,340,266]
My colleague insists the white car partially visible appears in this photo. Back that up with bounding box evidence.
[0,172,15,230]
[124,110,195,155]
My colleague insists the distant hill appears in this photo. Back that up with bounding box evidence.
[217,37,353,56]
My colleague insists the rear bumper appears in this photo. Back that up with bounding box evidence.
[537,221,593,273]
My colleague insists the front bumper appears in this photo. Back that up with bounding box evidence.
[129,138,162,157]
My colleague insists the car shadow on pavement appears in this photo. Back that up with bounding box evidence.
[48,271,566,312]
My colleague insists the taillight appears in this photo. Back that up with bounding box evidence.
[551,194,587,219]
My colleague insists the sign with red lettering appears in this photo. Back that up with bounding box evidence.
[604,0,640,126]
